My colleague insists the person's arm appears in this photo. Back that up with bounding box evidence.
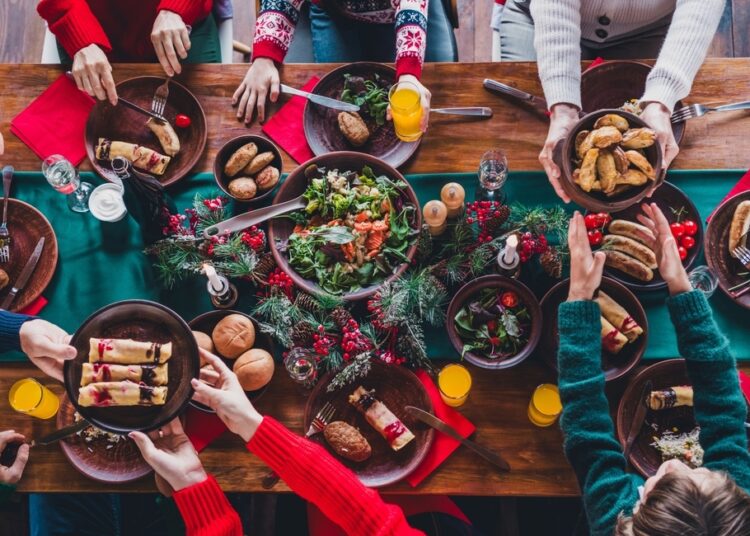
[393,0,429,80]
[251,0,303,64]
[248,417,422,536]
[157,0,212,27]
[0,311,31,353]
[37,0,112,58]
[172,475,242,536]
[667,290,750,490]
[641,0,724,113]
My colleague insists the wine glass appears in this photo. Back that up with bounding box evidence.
[477,149,508,203]
[41,154,92,213]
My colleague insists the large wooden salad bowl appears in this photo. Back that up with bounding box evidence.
[268,152,421,301]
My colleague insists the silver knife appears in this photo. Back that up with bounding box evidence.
[431,107,493,117]
[30,419,90,447]
[280,84,360,112]
[404,405,511,472]
[2,237,44,310]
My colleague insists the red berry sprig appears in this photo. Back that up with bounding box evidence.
[312,325,336,357]
[240,225,266,252]
[203,197,224,211]
[465,200,507,242]
[267,267,294,299]
[519,231,549,263]
[340,319,372,361]
[376,349,406,365]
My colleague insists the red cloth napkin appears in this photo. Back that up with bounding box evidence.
[10,74,95,166]
[739,371,750,406]
[184,405,227,452]
[406,369,476,487]
[584,57,606,73]
[707,168,750,222]
[262,77,319,164]
[20,296,48,316]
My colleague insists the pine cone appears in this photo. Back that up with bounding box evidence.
[481,205,511,237]
[295,292,321,314]
[331,306,354,329]
[540,247,563,279]
[415,225,433,263]
[253,252,277,282]
[430,259,449,280]
[427,274,448,296]
[291,321,317,347]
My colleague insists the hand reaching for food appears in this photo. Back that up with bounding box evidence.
[233,58,280,124]
[540,104,580,203]
[639,102,679,173]
[386,75,431,133]
[567,211,606,302]
[636,203,692,295]
[129,419,206,493]
[0,430,29,485]
[0,132,4,155]
[72,44,118,105]
[191,350,264,442]
[19,318,77,382]
[151,10,191,77]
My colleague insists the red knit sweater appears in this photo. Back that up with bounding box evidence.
[37,0,212,61]
[173,417,422,536]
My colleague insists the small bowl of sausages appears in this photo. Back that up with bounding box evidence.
[555,109,664,213]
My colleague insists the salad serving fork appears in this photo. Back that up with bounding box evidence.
[671,101,750,123]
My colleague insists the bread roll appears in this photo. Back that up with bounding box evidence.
[212,314,256,359]
[233,348,274,391]
[729,200,750,257]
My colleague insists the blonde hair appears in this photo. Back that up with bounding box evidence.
[615,471,750,536]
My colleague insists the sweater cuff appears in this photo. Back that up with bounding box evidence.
[558,300,600,332]
[251,41,286,64]
[396,56,423,80]
[0,313,32,352]
[0,482,15,504]
[173,475,240,534]
[667,289,710,326]
[158,0,209,26]
[540,75,581,110]
[43,10,112,57]
[640,78,681,114]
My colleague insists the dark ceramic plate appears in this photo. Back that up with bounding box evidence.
[85,76,207,187]
[213,135,283,207]
[581,60,686,146]
[188,309,275,412]
[57,393,152,483]
[304,360,434,488]
[267,152,421,302]
[445,275,542,370]
[64,300,200,434]
[303,62,420,169]
[705,190,750,309]
[1,199,58,312]
[601,181,703,292]
[540,277,647,382]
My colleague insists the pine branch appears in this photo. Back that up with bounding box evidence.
[326,354,372,392]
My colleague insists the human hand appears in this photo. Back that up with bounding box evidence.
[129,419,206,493]
[640,101,678,175]
[0,430,29,485]
[636,203,692,295]
[19,319,77,382]
[72,44,117,105]
[151,10,191,77]
[0,132,4,155]
[567,211,606,301]
[191,350,263,443]
[387,75,432,133]
[540,104,579,203]
[232,58,280,124]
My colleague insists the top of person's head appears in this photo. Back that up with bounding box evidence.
[615,470,750,536]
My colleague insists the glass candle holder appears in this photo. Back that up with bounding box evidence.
[438,363,472,407]
[688,265,719,298]
[42,154,92,213]
[528,383,562,427]
[9,378,59,419]
[284,348,318,389]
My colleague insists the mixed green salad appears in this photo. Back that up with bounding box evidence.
[341,74,390,126]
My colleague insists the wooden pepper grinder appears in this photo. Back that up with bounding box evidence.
[440,183,465,219]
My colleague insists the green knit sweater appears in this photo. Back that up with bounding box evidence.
[557,290,750,536]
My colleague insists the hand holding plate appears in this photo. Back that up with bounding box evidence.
[540,103,579,203]
[19,319,77,382]
[640,102,679,171]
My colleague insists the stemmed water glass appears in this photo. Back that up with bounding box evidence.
[477,149,509,203]
[41,154,92,213]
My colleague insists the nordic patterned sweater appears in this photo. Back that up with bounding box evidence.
[557,290,750,536]
[253,0,429,78]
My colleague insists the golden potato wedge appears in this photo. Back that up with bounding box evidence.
[575,130,590,155]
[618,168,649,186]
[621,128,656,149]
[577,130,596,159]
[596,150,619,194]
[578,148,599,192]
[593,114,630,132]
[591,126,622,149]
[624,150,656,180]
[612,146,629,174]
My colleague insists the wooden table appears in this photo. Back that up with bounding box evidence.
[1,60,750,494]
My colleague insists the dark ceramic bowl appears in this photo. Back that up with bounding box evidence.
[213,135,283,206]
[188,309,275,413]
[64,300,200,434]
[555,109,664,213]
[539,277,647,382]
[581,60,686,146]
[446,275,542,370]
[267,151,421,301]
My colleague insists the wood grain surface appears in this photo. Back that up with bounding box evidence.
[3,61,750,176]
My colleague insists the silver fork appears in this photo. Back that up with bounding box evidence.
[731,245,750,297]
[151,78,170,117]
[261,402,336,489]
[0,166,13,263]
[671,101,750,123]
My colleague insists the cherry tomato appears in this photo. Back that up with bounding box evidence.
[595,212,612,227]
[175,114,191,128]
[501,291,519,308]
[678,246,688,261]
[670,222,685,239]
[682,219,698,236]
[587,229,603,246]
[680,235,696,250]
[584,213,599,230]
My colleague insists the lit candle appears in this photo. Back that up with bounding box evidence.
[203,263,224,293]
[440,183,466,218]
[503,234,518,265]
[422,200,448,236]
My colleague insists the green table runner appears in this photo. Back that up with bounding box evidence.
[2,169,748,363]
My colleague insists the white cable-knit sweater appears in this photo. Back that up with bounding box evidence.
[529,0,726,112]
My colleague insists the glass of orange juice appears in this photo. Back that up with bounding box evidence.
[388,81,423,142]
[528,384,562,427]
[9,378,59,419]
[438,364,472,407]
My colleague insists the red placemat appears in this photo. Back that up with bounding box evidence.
[20,296,48,316]
[184,406,227,452]
[262,77,319,164]
[739,371,750,405]
[707,169,750,222]
[10,74,94,166]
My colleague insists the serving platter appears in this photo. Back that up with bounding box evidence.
[303,62,420,169]
[85,76,207,187]
[64,300,200,434]
[304,360,434,488]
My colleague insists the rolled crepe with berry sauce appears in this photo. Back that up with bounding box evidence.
[80,363,168,386]
[349,386,415,451]
[596,291,643,343]
[601,317,629,354]
[89,338,172,364]
[78,381,167,407]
